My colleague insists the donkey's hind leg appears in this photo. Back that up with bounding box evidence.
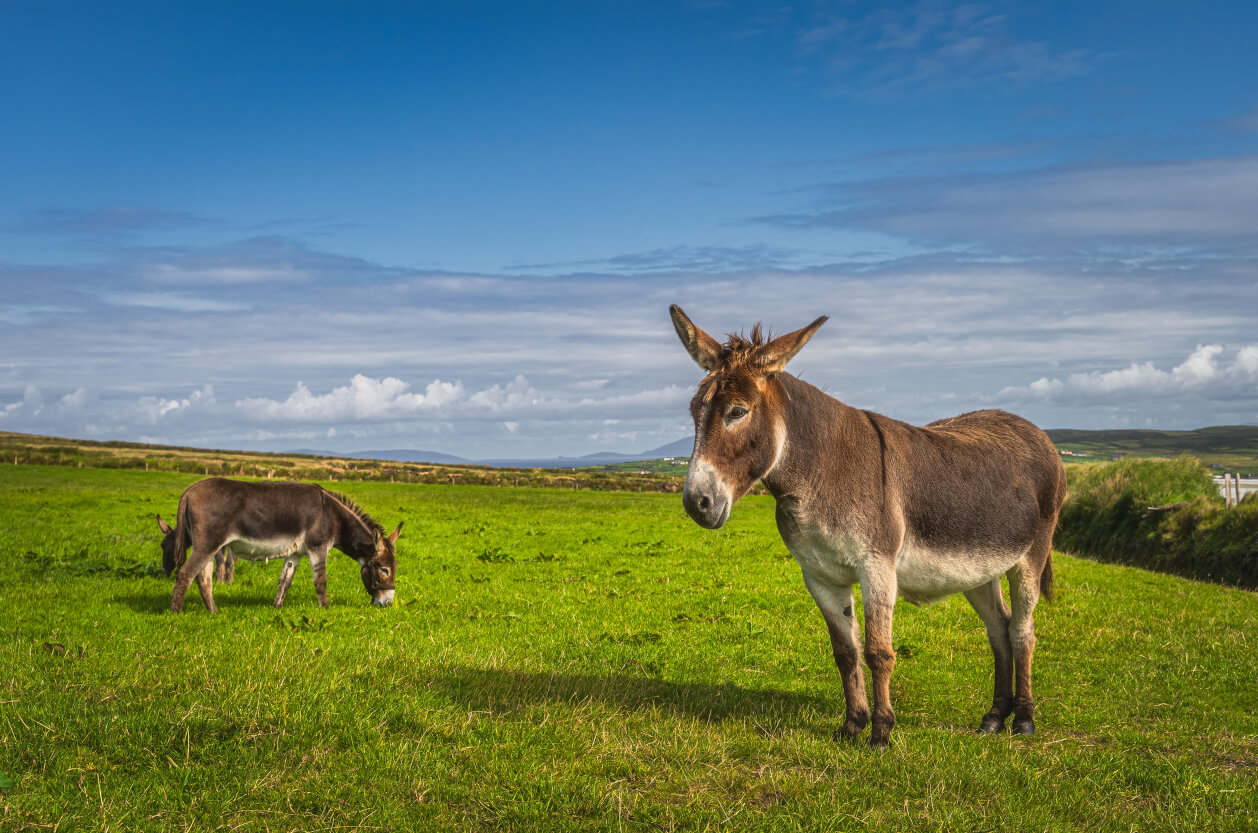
[273,558,299,608]
[964,578,1014,733]
[1006,530,1051,735]
[193,559,219,614]
[308,546,330,608]
[172,546,216,613]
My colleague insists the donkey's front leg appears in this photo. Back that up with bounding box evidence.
[859,564,898,749]
[273,558,298,608]
[803,574,869,741]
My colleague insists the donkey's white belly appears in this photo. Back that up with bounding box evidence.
[894,538,1025,606]
[227,537,308,563]
[788,527,1026,606]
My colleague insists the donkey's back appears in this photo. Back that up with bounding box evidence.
[894,408,1065,547]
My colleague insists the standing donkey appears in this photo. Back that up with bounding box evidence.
[670,305,1066,748]
[159,478,402,612]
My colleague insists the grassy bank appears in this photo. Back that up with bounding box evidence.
[1056,456,1258,588]
[1,465,1255,831]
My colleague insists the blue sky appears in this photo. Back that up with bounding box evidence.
[3,1,1257,457]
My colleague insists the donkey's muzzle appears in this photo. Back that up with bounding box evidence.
[683,485,730,529]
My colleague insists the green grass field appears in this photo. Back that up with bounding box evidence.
[1,465,1256,831]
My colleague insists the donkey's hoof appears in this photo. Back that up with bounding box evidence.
[1011,718,1035,736]
[868,735,890,751]
[979,714,1006,734]
[833,722,863,743]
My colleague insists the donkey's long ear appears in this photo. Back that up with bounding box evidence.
[670,305,724,371]
[157,514,172,535]
[387,522,403,544]
[754,315,828,373]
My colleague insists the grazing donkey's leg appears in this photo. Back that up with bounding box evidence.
[1006,531,1050,735]
[222,547,235,584]
[273,558,299,608]
[804,575,870,741]
[965,578,1014,733]
[308,546,330,608]
[859,564,899,749]
[193,559,218,614]
[214,547,227,583]
[172,545,216,613]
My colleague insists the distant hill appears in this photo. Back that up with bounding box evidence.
[1046,425,1258,470]
[290,439,698,470]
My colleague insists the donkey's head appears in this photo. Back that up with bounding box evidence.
[156,514,179,576]
[670,305,827,529]
[361,522,403,607]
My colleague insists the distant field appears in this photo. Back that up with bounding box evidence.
[1048,425,1258,472]
[0,430,683,492]
[581,458,691,475]
[1,465,1255,831]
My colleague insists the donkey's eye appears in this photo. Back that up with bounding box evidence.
[728,405,749,419]
[380,567,391,578]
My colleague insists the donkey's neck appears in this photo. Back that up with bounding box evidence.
[760,372,878,505]
[323,492,377,560]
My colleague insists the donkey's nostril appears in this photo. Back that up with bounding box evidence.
[698,495,711,511]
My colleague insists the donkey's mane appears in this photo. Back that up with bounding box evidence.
[324,489,385,538]
[722,323,770,368]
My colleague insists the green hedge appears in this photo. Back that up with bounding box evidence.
[1054,456,1258,589]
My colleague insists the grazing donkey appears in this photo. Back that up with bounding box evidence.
[670,305,1066,748]
[156,517,234,583]
[160,478,402,613]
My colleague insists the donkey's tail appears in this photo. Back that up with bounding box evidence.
[173,491,191,571]
[1039,551,1055,604]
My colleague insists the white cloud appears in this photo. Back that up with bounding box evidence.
[235,375,465,422]
[134,384,215,424]
[999,344,1258,404]
[102,291,251,312]
[147,264,309,284]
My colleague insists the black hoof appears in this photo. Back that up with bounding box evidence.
[868,736,890,751]
[833,723,863,743]
[1012,718,1035,736]
[979,714,1006,734]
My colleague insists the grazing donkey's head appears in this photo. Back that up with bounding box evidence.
[362,522,403,607]
[156,514,179,576]
[670,305,827,529]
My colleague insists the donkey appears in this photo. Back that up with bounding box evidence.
[670,305,1066,748]
[160,478,402,613]
[157,517,234,583]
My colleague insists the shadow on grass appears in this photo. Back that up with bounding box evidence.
[111,590,294,613]
[431,665,833,729]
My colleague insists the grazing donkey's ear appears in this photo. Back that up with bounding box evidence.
[754,315,829,373]
[156,514,172,534]
[387,522,403,544]
[670,305,724,371]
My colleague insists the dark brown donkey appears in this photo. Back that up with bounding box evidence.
[670,305,1066,748]
[159,478,402,612]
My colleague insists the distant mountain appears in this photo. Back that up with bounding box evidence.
[286,438,696,469]
[641,437,694,457]
[350,449,472,465]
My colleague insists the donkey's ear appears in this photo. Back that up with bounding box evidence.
[157,514,172,534]
[670,305,724,371]
[754,315,828,373]
[387,521,403,544]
